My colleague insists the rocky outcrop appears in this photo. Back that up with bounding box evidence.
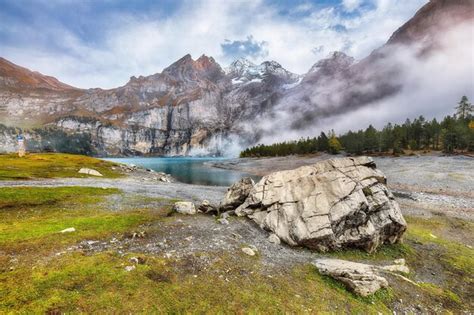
[227,157,406,252]
[220,177,255,211]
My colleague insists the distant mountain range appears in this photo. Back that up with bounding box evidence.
[0,0,472,156]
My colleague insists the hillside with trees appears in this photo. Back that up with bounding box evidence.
[240,96,474,157]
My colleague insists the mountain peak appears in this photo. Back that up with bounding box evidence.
[0,57,77,91]
[161,54,224,83]
[226,58,300,86]
[387,0,474,46]
[307,51,355,75]
[195,54,220,70]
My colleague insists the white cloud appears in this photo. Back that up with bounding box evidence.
[253,21,474,147]
[342,0,362,12]
[0,0,428,88]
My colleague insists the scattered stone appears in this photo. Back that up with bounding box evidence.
[160,176,170,183]
[381,264,410,274]
[241,247,256,256]
[78,168,103,177]
[231,233,242,239]
[221,211,233,219]
[124,265,136,272]
[248,245,258,252]
[173,202,196,215]
[60,227,76,233]
[198,200,218,214]
[268,233,281,245]
[394,258,406,265]
[217,218,229,225]
[220,177,255,211]
[313,258,388,297]
[227,157,406,253]
[130,256,146,265]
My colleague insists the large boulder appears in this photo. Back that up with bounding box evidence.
[229,157,406,252]
[219,177,255,211]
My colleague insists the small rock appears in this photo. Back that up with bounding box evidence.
[221,211,233,219]
[124,265,136,272]
[60,227,76,233]
[217,218,229,225]
[173,202,196,215]
[248,245,258,252]
[78,168,103,177]
[130,256,146,264]
[268,233,281,245]
[394,258,406,265]
[185,236,194,241]
[231,233,242,239]
[380,264,410,274]
[198,200,218,214]
[241,247,256,256]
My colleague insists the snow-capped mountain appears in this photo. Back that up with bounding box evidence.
[0,0,472,156]
[226,58,301,85]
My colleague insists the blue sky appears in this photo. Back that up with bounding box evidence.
[0,0,427,88]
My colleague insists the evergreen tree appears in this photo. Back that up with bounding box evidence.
[363,125,379,152]
[317,132,329,152]
[239,96,474,157]
[455,96,473,120]
[380,123,394,152]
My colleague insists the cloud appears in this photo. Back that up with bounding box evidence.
[342,0,363,12]
[250,21,474,147]
[221,35,269,60]
[0,0,428,88]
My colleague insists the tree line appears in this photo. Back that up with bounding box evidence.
[240,96,474,157]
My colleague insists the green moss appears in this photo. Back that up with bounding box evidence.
[0,252,394,314]
[0,153,123,180]
[419,283,462,305]
[0,186,117,209]
[405,216,474,275]
[0,187,165,257]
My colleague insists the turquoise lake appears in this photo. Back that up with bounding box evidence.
[105,157,260,187]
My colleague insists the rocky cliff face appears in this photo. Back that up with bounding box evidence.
[0,52,300,156]
[0,0,471,156]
